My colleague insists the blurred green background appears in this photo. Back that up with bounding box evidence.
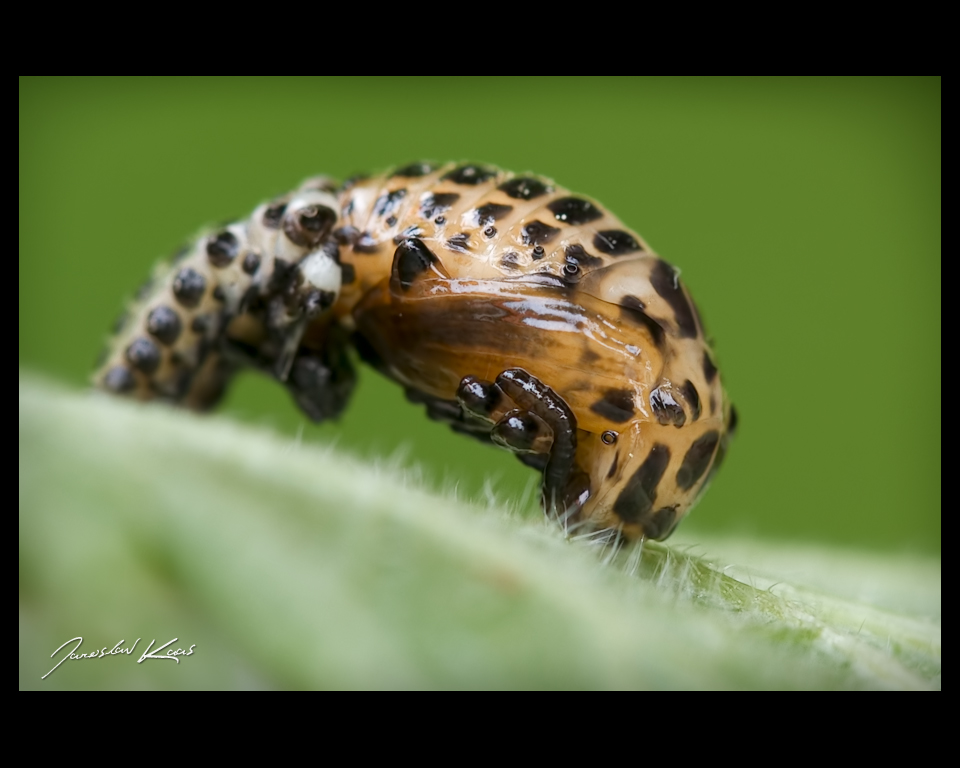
[19,77,940,554]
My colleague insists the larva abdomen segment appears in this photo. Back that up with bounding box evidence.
[94,182,344,409]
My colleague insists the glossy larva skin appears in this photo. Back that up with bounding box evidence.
[96,162,734,541]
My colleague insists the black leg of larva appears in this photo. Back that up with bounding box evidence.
[406,388,500,447]
[493,369,578,514]
[287,339,357,423]
[456,376,502,420]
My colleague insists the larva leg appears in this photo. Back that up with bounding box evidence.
[491,369,591,523]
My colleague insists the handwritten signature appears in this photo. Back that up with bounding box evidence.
[43,637,196,680]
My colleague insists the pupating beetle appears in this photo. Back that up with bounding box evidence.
[95,162,736,541]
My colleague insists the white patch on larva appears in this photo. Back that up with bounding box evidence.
[301,249,342,294]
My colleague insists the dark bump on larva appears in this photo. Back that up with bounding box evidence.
[420,193,460,220]
[728,405,739,436]
[645,506,678,540]
[340,262,357,285]
[392,162,436,178]
[650,259,698,338]
[601,430,618,446]
[285,205,336,248]
[620,295,665,348]
[385,216,397,227]
[498,177,549,200]
[593,229,642,256]
[442,164,496,185]
[446,233,471,253]
[532,245,545,260]
[548,197,604,225]
[483,226,497,239]
[434,216,446,226]
[262,203,286,229]
[649,387,686,428]
[680,380,702,421]
[103,365,136,393]
[394,238,438,290]
[564,244,604,270]
[373,188,407,219]
[191,315,209,334]
[206,230,239,267]
[353,232,380,254]
[589,388,635,424]
[613,444,671,524]
[146,306,182,346]
[125,337,161,375]
[521,220,561,246]
[676,431,720,491]
[333,226,360,245]
[242,251,261,275]
[212,286,226,302]
[703,351,718,383]
[172,268,206,308]
[394,225,424,245]
[474,202,513,226]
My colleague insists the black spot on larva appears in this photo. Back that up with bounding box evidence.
[340,262,356,285]
[500,252,521,270]
[650,387,685,427]
[420,193,459,220]
[206,230,239,268]
[644,506,678,540]
[676,431,720,491]
[353,232,380,254]
[394,225,424,244]
[262,203,286,229]
[499,177,550,200]
[446,233,471,253]
[373,188,407,219]
[484,226,497,239]
[242,251,261,275]
[394,238,438,290]
[613,444,671,524]
[392,162,436,178]
[474,202,513,226]
[212,286,226,302]
[650,259,698,339]
[284,205,336,248]
[593,229,642,256]
[562,262,580,283]
[703,351,718,383]
[728,405,739,436]
[620,295,665,348]
[564,244,604,270]
[172,268,206,308]
[190,315,209,334]
[548,197,604,225]
[443,164,496,185]
[434,216,445,225]
[532,245,545,260]
[521,220,561,246]
[590,389,635,423]
[125,337,161,375]
[385,215,397,227]
[601,430,618,445]
[146,306,182,346]
[333,226,360,245]
[103,365,135,393]
[680,380,701,421]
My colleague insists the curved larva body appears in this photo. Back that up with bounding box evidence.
[95,162,735,541]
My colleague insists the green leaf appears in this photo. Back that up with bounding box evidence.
[19,372,940,689]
